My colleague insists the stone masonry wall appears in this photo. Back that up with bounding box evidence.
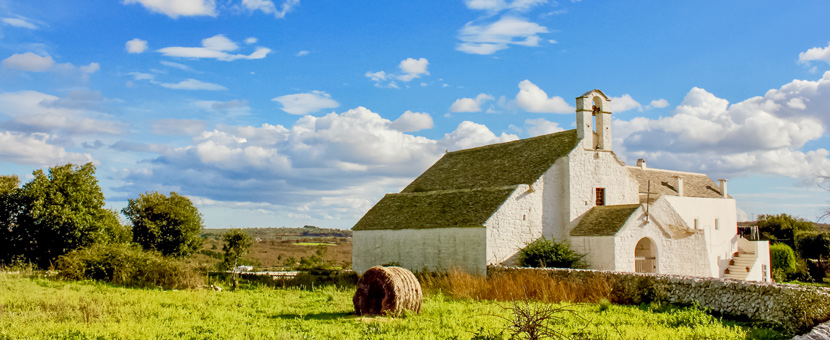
[489,266,830,333]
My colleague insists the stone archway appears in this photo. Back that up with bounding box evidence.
[634,237,657,273]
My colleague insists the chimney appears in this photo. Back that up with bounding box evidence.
[719,179,728,198]
[675,176,684,197]
[636,158,647,169]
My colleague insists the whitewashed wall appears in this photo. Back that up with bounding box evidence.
[352,228,487,275]
[486,184,544,266]
[570,236,616,270]
[541,157,569,240]
[664,196,739,277]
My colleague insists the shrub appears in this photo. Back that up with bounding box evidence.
[56,243,204,289]
[770,243,797,282]
[519,237,586,269]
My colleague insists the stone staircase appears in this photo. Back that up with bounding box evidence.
[723,250,756,280]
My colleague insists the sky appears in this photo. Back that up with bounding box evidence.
[1,0,829,229]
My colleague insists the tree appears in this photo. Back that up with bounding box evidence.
[1,164,127,267]
[796,232,830,261]
[821,175,830,222]
[757,214,814,250]
[123,191,204,258]
[221,229,252,270]
[770,243,797,282]
[519,237,586,269]
[0,175,19,194]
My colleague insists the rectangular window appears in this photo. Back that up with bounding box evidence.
[595,188,605,206]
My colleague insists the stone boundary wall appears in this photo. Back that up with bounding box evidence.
[488,266,830,333]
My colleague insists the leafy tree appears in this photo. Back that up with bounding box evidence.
[123,191,204,258]
[221,229,253,270]
[821,175,830,222]
[796,232,830,261]
[757,214,814,250]
[519,237,586,269]
[0,175,19,194]
[0,164,127,267]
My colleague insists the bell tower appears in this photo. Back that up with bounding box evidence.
[575,89,612,150]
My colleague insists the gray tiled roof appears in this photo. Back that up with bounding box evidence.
[627,167,727,199]
[570,204,641,236]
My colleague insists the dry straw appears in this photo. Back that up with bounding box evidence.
[353,266,422,316]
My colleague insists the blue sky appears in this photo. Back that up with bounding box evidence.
[1,0,829,228]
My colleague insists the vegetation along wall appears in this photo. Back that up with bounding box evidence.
[489,266,830,333]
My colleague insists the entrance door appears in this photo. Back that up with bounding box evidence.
[634,238,657,273]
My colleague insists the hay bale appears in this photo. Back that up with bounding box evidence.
[353,266,422,316]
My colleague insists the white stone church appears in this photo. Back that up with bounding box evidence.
[353,90,771,282]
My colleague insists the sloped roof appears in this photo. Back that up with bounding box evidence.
[353,186,517,231]
[627,167,727,199]
[402,129,579,193]
[570,204,641,236]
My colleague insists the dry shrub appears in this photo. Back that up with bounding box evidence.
[419,268,611,303]
[353,266,422,316]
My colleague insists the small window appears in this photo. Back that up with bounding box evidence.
[595,188,605,206]
[715,219,719,230]
[694,218,699,230]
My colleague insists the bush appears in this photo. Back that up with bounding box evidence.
[56,243,204,289]
[519,237,586,269]
[770,243,797,281]
[796,232,830,260]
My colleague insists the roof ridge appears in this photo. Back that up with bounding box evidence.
[391,185,520,196]
[447,129,576,155]
[626,166,709,177]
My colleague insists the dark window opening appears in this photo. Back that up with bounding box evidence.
[596,188,605,206]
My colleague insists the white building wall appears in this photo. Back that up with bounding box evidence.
[663,196,739,277]
[737,237,772,282]
[565,149,640,236]
[486,184,545,266]
[570,236,616,270]
[541,157,569,240]
[352,228,487,275]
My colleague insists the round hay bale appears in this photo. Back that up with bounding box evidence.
[353,266,422,316]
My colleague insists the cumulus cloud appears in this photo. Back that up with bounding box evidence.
[649,98,669,109]
[161,78,227,90]
[515,80,573,113]
[450,93,494,112]
[0,90,125,135]
[390,111,434,132]
[2,52,54,71]
[397,58,429,82]
[457,16,548,55]
[273,90,339,115]
[525,118,564,136]
[123,0,216,18]
[242,0,299,18]
[118,107,514,225]
[126,38,148,53]
[615,72,830,180]
[158,34,271,61]
[610,94,642,112]
[0,132,93,166]
[799,42,830,65]
[151,119,207,136]
[2,16,38,29]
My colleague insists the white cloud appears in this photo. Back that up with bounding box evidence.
[798,42,830,65]
[390,111,434,132]
[161,78,227,90]
[244,37,258,44]
[158,34,271,61]
[610,94,642,112]
[615,72,830,180]
[151,119,207,136]
[365,71,388,82]
[2,16,38,29]
[450,93,494,112]
[0,131,93,166]
[397,58,429,82]
[126,38,148,53]
[160,60,194,71]
[649,98,669,109]
[464,0,547,11]
[0,90,125,135]
[525,118,564,136]
[272,90,339,115]
[515,80,573,113]
[129,72,155,81]
[2,52,54,71]
[457,16,548,55]
[123,0,216,18]
[193,99,251,116]
[296,50,309,57]
[438,121,518,151]
[242,0,299,18]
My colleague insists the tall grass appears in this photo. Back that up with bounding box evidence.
[419,269,612,303]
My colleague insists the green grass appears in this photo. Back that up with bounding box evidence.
[0,273,785,339]
[292,242,335,246]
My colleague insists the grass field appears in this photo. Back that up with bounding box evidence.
[0,273,786,340]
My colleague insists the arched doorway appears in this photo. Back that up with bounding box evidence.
[634,238,657,273]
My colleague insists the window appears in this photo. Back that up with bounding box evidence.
[694,218,699,230]
[715,218,719,230]
[595,188,605,206]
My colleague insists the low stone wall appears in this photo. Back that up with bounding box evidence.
[488,266,830,333]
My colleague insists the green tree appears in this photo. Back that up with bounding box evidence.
[0,175,19,194]
[796,232,830,261]
[770,243,797,282]
[1,164,127,267]
[123,191,204,258]
[0,175,23,264]
[221,229,253,270]
[519,237,586,269]
[757,214,814,250]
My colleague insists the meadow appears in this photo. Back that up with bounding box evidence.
[0,272,786,340]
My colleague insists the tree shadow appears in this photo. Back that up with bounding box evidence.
[271,312,354,320]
